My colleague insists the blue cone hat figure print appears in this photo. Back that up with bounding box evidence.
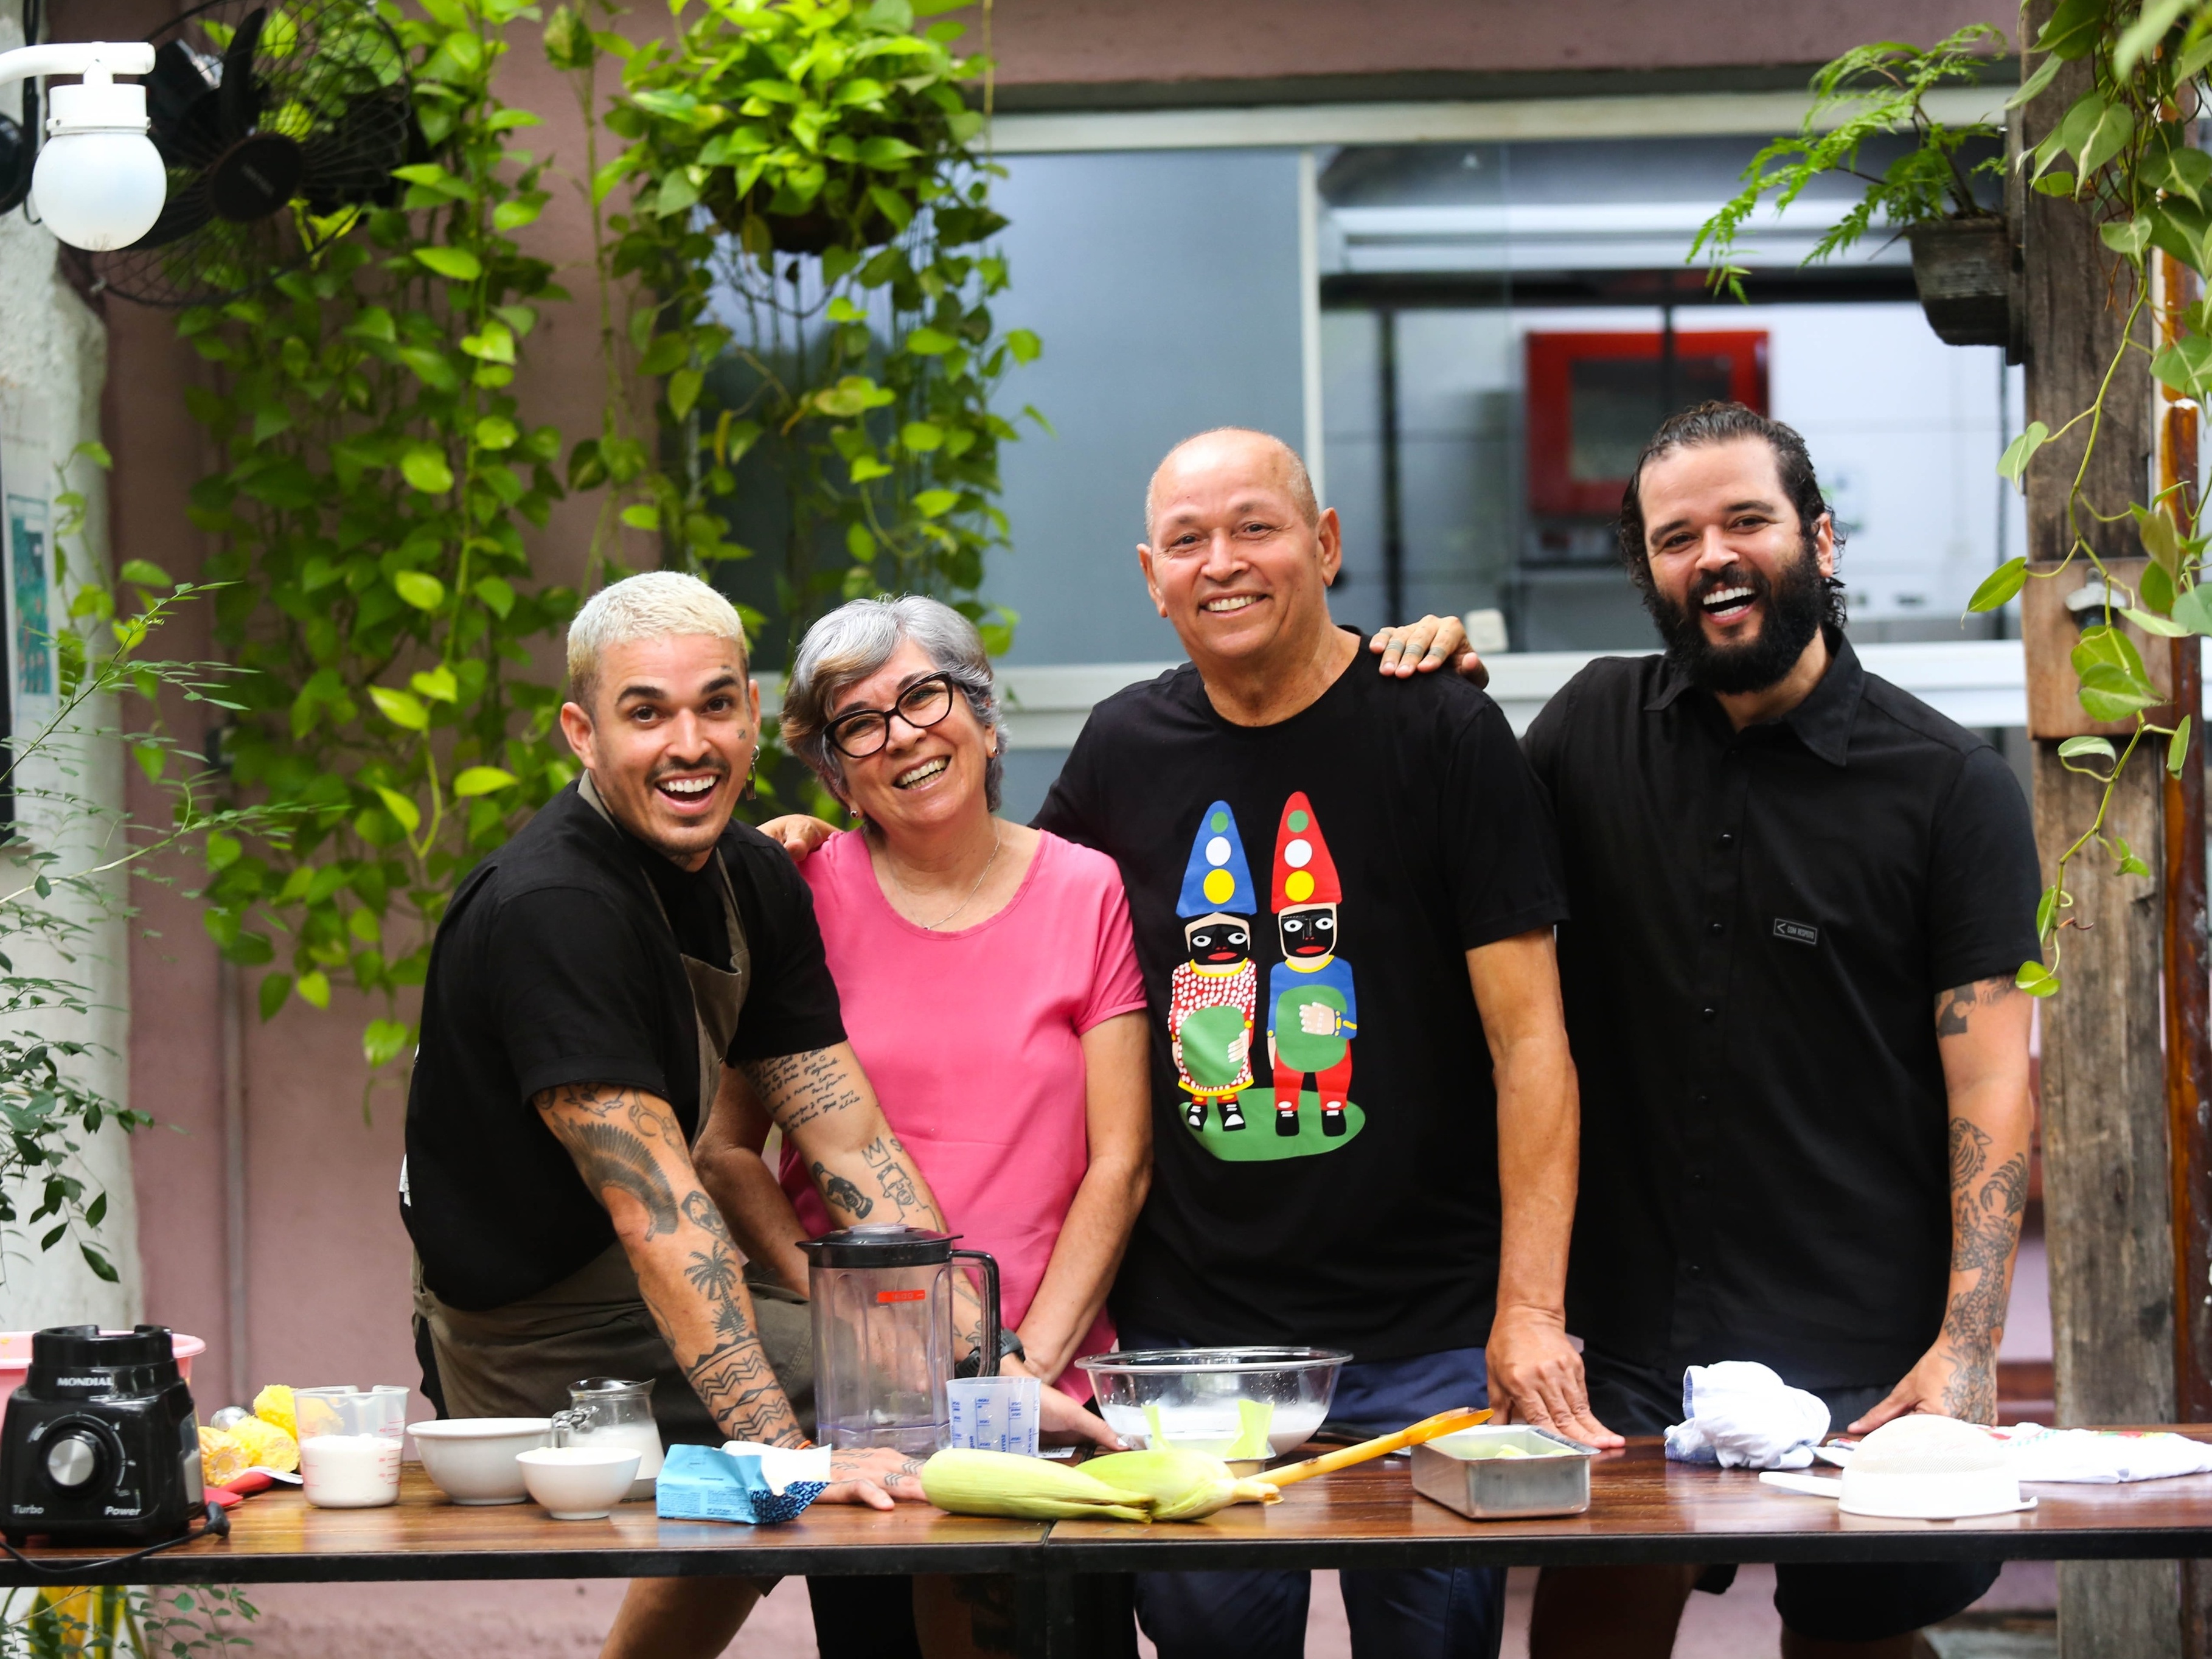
[1170,802,1260,1135]
[1268,793,1358,1139]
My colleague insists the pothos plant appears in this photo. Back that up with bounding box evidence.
[1692,25,2008,296]
[560,0,1034,675]
[161,0,582,1079]
[1701,5,2212,996]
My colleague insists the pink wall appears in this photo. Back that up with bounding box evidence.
[985,0,2018,91]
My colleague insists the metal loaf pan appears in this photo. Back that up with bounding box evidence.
[1410,1425,1595,1520]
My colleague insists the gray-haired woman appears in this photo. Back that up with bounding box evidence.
[728,596,1150,1449]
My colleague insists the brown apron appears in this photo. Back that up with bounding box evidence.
[414,775,815,1442]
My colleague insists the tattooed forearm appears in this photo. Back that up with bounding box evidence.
[741,1046,868,1132]
[1935,1114,2028,1421]
[540,1083,803,1446]
[686,1340,804,1446]
[860,1135,923,1211]
[1936,976,2018,1039]
[810,1160,874,1221]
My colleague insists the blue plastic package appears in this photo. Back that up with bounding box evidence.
[655,1442,828,1525]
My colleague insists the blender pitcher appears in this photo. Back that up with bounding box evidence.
[552,1377,663,1503]
[799,1226,1000,1456]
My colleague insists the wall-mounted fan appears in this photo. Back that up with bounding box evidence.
[74,0,420,306]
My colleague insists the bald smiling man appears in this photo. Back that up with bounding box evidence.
[1031,428,1611,1659]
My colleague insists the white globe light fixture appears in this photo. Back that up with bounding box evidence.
[0,42,163,252]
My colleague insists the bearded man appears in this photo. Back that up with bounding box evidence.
[1515,403,2040,1658]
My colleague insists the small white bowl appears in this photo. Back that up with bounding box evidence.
[408,1418,551,1506]
[516,1445,642,1520]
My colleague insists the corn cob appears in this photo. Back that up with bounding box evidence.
[920,1448,1153,1521]
[1082,1449,1281,1522]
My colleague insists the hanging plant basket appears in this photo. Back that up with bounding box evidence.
[1907,217,2019,360]
[703,176,899,256]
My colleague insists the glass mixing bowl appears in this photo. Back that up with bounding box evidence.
[1076,1348,1350,1466]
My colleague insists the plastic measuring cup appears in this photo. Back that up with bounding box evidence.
[295,1385,409,1508]
[947,1376,1041,1455]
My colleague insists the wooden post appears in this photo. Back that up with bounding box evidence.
[2019,11,2180,1656]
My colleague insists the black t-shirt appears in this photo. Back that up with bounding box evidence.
[1035,645,1569,1362]
[402,782,847,1311]
[1522,635,2041,1389]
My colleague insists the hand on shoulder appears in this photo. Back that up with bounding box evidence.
[1369,616,1488,689]
[757,813,838,864]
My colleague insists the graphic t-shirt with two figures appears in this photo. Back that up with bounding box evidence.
[1036,652,1568,1360]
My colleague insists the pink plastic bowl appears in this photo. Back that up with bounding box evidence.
[0,1330,205,1417]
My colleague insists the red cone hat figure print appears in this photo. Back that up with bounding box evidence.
[1171,801,1259,1133]
[1268,792,1357,1138]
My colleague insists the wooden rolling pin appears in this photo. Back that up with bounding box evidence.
[1260,1406,1494,1488]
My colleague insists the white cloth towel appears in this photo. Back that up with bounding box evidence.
[1664,1362,1832,1470]
[1993,1424,2212,1484]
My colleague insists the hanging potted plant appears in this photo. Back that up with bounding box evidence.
[1692,26,2014,355]
[603,0,987,259]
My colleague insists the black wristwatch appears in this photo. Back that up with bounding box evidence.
[956,1328,1027,1377]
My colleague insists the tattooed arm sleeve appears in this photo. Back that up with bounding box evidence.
[1929,976,2036,1422]
[535,1081,804,1447]
[737,1043,948,1233]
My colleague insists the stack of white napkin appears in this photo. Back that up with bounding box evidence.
[1664,1362,1831,1470]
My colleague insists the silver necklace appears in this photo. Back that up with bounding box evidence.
[883,824,1002,930]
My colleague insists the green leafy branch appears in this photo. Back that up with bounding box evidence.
[1958,0,2212,996]
[1691,25,2007,298]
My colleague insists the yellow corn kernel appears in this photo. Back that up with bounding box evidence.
[920,1448,1153,1522]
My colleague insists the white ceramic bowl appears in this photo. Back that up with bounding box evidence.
[408,1418,551,1506]
[516,1445,642,1520]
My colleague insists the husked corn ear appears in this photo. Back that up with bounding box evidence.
[1082,1449,1281,1522]
[199,1426,251,1487]
[920,1449,1153,1521]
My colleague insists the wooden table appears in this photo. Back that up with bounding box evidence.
[9,1440,2212,1656]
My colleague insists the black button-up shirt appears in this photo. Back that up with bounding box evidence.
[1525,633,2040,1390]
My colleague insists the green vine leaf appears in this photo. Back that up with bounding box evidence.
[2036,0,2105,60]
[1968,556,2028,611]
[368,686,431,731]
[393,571,448,611]
[2172,714,2195,777]
[2058,735,2117,764]
[414,246,485,282]
[401,448,456,494]
[2016,959,2061,998]
[1997,423,2050,490]
[374,787,423,838]
[2102,217,2155,262]
[2123,606,2191,636]
[453,765,521,796]
[2172,582,2212,635]
[363,1018,412,1069]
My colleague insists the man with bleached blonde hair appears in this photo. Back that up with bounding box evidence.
[402,571,947,1657]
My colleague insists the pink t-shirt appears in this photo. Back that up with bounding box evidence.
[782,827,1148,1399]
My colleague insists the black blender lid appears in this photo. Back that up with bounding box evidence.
[32,1324,175,1369]
[797,1225,958,1267]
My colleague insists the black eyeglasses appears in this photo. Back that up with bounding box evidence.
[824,673,958,759]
